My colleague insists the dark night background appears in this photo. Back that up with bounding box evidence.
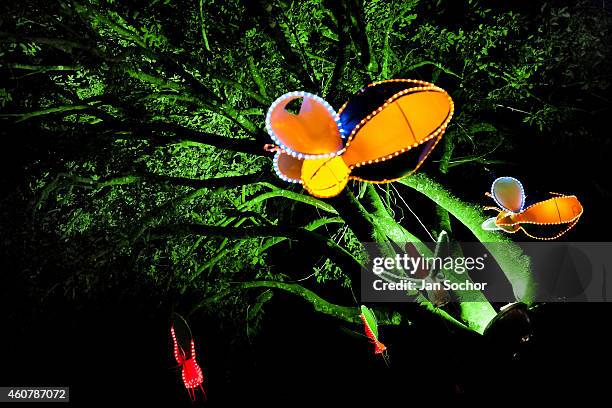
[2,0,612,405]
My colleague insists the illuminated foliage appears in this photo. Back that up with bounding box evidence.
[1,0,608,337]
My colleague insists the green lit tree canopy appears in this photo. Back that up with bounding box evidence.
[1,0,609,338]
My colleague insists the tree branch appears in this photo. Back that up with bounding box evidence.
[2,104,92,122]
[239,184,338,214]
[192,280,401,325]
[325,0,351,101]
[348,0,378,79]
[151,223,363,280]
[241,0,318,92]
[328,188,377,242]
[141,122,266,156]
[398,174,535,304]
[258,217,344,254]
[67,172,266,190]
[0,31,107,58]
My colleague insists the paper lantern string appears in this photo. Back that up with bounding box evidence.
[481,177,583,240]
[264,79,454,198]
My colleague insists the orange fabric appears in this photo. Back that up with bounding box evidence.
[270,96,343,155]
[508,196,583,225]
[395,91,450,144]
[342,90,451,166]
[276,152,303,180]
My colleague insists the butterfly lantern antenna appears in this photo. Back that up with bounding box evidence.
[382,347,390,368]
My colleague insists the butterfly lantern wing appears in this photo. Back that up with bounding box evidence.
[481,216,503,231]
[273,151,303,184]
[266,92,345,157]
[491,177,525,213]
[481,177,526,234]
[267,92,350,197]
[340,79,454,182]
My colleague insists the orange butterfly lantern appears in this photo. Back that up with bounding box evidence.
[481,177,583,240]
[265,79,454,198]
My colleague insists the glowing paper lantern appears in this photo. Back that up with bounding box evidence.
[481,177,583,240]
[265,79,454,198]
[170,315,206,401]
[360,305,387,357]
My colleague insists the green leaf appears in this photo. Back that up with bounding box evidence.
[247,289,274,320]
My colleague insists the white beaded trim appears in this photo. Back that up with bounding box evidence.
[491,176,526,214]
[272,150,303,184]
[337,79,454,169]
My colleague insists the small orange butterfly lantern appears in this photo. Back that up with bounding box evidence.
[482,177,583,240]
[265,79,454,198]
